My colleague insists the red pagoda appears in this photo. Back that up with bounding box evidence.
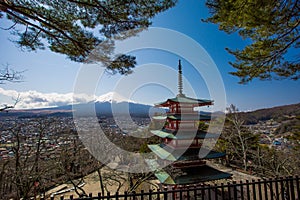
[147,60,231,186]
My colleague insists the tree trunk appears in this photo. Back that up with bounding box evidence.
[97,168,105,195]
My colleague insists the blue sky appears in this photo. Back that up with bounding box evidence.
[0,0,299,111]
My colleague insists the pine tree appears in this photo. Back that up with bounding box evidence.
[205,0,299,83]
[0,0,176,74]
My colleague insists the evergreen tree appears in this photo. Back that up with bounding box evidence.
[205,0,299,83]
[0,0,176,74]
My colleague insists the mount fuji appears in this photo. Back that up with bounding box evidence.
[0,92,163,118]
[95,92,136,104]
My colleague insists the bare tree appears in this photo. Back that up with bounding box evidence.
[216,104,259,171]
[0,118,64,199]
[0,64,23,112]
[253,142,300,177]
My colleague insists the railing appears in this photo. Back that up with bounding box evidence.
[45,176,299,200]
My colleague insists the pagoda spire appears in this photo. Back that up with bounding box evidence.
[177,59,184,97]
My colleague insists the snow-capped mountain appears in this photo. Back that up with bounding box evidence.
[1,91,163,118]
[95,92,136,103]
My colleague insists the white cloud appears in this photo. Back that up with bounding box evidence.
[0,88,135,109]
[0,88,95,109]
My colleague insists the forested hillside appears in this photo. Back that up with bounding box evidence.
[241,103,300,124]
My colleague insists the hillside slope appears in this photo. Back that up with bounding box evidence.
[240,103,300,124]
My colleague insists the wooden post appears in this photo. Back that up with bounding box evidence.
[124,191,128,200]
[269,178,274,200]
[227,182,232,200]
[221,183,225,200]
[252,179,257,200]
[274,177,280,199]
[257,179,262,200]
[141,190,144,200]
[245,180,250,200]
[285,177,290,200]
[296,176,300,200]
[193,185,197,199]
[214,184,218,200]
[280,177,285,200]
[207,184,212,200]
[148,189,152,200]
[157,188,161,200]
[107,191,111,200]
[233,181,237,200]
[115,191,119,200]
[163,187,168,200]
[289,176,295,200]
[263,179,268,200]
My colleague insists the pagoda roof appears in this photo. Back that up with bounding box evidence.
[155,95,213,107]
[167,165,232,185]
[145,159,232,185]
[150,130,220,139]
[148,144,225,161]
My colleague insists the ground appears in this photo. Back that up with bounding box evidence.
[45,161,259,199]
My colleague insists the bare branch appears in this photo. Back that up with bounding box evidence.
[0,64,24,84]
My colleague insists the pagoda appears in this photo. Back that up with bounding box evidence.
[147,60,231,186]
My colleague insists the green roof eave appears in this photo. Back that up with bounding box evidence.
[148,144,177,161]
[150,130,176,139]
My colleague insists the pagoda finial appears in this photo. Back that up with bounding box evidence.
[177,59,184,97]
